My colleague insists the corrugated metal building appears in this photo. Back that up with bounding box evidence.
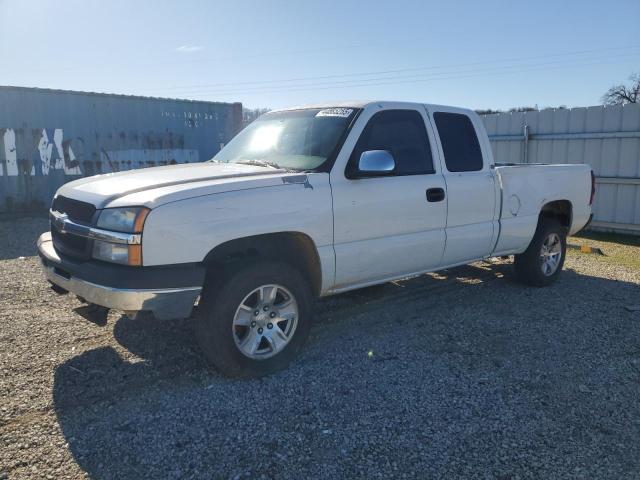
[482,103,640,235]
[0,86,242,213]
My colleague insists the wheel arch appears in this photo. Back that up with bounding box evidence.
[202,232,323,297]
[539,199,572,230]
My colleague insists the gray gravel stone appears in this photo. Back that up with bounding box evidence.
[1,217,640,479]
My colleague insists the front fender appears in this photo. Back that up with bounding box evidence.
[141,173,336,293]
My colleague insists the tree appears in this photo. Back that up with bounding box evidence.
[475,106,539,115]
[475,108,503,115]
[601,73,639,105]
[508,106,538,113]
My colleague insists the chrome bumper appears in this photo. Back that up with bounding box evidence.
[37,232,201,320]
[50,209,142,245]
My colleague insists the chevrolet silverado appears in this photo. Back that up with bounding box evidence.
[38,101,595,376]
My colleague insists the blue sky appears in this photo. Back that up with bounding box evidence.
[1,0,639,110]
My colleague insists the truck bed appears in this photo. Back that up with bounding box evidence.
[492,163,592,255]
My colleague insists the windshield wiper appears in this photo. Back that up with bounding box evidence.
[235,160,302,173]
[235,159,282,169]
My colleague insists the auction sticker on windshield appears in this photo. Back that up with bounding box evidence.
[316,108,353,117]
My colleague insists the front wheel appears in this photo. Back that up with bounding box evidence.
[514,219,567,287]
[195,261,313,377]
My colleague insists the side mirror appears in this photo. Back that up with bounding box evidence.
[358,150,395,176]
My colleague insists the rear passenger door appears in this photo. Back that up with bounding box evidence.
[331,108,447,289]
[428,108,498,265]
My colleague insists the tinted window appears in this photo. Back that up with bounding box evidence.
[434,112,483,172]
[348,110,434,176]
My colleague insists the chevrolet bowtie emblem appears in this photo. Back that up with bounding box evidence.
[54,213,69,233]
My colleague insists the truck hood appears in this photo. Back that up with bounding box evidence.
[56,162,298,209]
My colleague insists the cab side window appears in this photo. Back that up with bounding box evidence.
[433,112,483,172]
[348,109,434,177]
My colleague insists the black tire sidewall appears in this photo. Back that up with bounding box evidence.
[515,220,567,287]
[196,261,313,377]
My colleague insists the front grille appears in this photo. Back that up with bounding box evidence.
[51,227,88,254]
[52,195,96,224]
[51,195,96,260]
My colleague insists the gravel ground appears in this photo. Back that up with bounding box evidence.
[1,217,640,479]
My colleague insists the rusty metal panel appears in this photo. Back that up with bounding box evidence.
[0,86,243,213]
[481,103,640,235]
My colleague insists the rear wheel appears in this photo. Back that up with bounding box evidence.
[514,219,567,287]
[196,261,313,377]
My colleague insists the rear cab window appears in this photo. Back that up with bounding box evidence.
[433,112,483,172]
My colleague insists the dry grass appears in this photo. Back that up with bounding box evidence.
[569,231,640,271]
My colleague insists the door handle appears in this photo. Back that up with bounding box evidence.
[426,188,445,202]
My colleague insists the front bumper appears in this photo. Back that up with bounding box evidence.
[37,232,203,320]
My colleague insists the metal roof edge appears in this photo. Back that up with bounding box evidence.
[479,103,640,117]
[0,85,242,107]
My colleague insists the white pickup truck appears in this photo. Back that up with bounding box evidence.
[38,101,594,376]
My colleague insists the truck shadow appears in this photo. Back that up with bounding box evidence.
[51,261,640,479]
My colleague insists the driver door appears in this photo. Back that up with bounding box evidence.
[330,108,447,290]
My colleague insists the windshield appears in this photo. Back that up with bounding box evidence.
[213,107,358,171]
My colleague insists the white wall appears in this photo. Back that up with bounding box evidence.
[482,104,640,235]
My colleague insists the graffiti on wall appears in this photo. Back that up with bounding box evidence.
[1,129,17,176]
[1,128,81,177]
[0,128,199,178]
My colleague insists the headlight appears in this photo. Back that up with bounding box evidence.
[93,207,149,266]
[96,207,149,233]
[92,240,139,265]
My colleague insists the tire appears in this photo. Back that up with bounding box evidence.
[514,218,567,287]
[195,261,313,377]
